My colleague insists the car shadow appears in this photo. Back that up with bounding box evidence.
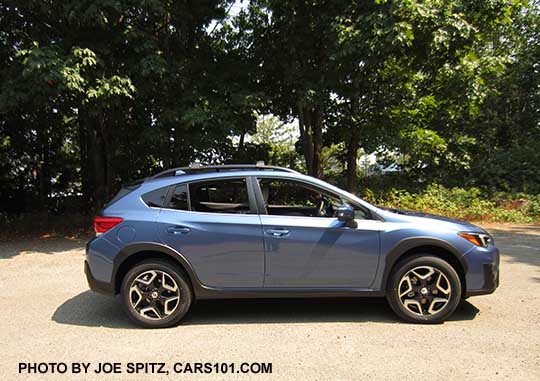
[52,291,479,329]
[52,291,135,329]
[0,236,89,260]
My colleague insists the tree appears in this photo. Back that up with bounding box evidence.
[472,2,540,192]
[248,113,302,168]
[1,0,538,221]
[332,0,524,191]
[0,0,255,209]
[240,0,347,178]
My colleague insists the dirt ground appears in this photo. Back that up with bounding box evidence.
[0,224,539,380]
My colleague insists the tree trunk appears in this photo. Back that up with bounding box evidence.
[173,119,188,166]
[79,109,110,211]
[346,95,360,193]
[173,125,183,166]
[78,114,91,210]
[37,122,50,210]
[346,130,359,194]
[102,117,115,201]
[91,119,106,210]
[298,102,323,178]
[238,131,245,152]
[312,107,323,178]
[298,103,313,174]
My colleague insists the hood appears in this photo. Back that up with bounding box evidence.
[376,206,486,233]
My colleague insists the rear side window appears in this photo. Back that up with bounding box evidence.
[165,178,250,214]
[142,186,169,208]
[190,179,250,214]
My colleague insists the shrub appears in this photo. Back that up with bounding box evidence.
[364,183,539,223]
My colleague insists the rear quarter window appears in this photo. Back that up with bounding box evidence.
[142,186,169,208]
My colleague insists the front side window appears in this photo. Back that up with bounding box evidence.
[258,179,341,218]
[258,178,371,219]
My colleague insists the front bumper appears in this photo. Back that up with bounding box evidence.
[465,262,499,297]
[463,245,500,297]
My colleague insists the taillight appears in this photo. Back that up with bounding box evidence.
[94,216,123,234]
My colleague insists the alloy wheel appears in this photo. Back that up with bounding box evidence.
[397,265,451,316]
[129,270,181,320]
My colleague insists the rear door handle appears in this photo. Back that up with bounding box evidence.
[167,226,191,235]
[265,229,290,237]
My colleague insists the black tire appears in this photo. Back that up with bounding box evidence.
[387,254,461,324]
[120,259,192,328]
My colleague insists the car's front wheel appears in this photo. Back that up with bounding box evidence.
[120,259,192,328]
[387,255,461,323]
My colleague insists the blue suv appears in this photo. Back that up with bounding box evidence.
[85,164,499,328]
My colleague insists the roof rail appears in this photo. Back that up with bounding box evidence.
[151,164,299,179]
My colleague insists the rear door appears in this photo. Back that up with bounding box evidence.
[256,177,381,288]
[157,176,264,288]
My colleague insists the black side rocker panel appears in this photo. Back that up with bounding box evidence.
[111,242,385,299]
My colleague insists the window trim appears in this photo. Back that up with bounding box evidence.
[163,182,190,211]
[252,176,377,220]
[162,176,258,215]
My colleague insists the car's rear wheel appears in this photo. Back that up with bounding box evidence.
[387,255,461,323]
[120,259,192,328]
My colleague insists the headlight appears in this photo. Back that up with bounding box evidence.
[458,232,493,247]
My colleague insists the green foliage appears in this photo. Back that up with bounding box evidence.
[247,114,303,168]
[365,184,540,223]
[0,0,539,221]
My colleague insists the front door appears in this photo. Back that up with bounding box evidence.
[256,178,381,288]
[158,177,264,288]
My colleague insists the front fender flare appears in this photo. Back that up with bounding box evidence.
[380,236,467,289]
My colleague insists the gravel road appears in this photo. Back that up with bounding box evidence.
[0,224,539,380]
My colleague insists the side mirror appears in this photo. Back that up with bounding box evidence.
[337,204,357,228]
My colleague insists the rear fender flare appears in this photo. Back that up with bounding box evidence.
[113,242,204,295]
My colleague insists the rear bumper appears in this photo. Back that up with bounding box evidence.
[84,260,115,296]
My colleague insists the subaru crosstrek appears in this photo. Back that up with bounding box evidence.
[85,164,499,328]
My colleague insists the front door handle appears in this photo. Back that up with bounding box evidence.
[265,229,290,237]
[167,226,191,235]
